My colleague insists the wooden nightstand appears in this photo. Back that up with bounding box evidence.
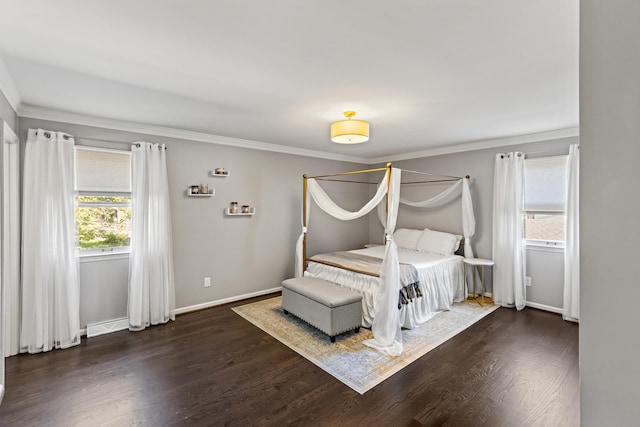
[463,258,495,306]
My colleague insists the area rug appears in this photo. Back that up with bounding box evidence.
[232,296,499,394]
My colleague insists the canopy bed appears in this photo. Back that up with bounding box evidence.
[294,163,476,356]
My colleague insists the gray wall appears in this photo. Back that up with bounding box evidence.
[0,89,17,134]
[13,111,575,324]
[525,247,564,308]
[581,1,640,425]
[19,118,370,327]
[370,136,577,309]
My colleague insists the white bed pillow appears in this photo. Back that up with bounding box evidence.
[416,229,462,255]
[393,228,423,250]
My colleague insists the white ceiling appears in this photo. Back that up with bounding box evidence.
[0,1,578,162]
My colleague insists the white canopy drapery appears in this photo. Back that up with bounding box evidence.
[363,168,403,355]
[296,167,403,355]
[296,167,476,356]
[295,169,390,278]
[378,176,476,258]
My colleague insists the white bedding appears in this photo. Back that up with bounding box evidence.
[304,246,464,329]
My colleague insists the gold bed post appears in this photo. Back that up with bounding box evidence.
[303,174,308,273]
[385,163,392,242]
[386,162,392,212]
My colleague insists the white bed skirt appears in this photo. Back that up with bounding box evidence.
[304,248,464,329]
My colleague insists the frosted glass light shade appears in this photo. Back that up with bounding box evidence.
[331,119,370,144]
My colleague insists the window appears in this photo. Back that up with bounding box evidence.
[523,155,568,246]
[74,146,132,254]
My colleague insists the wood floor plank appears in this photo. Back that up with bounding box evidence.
[0,294,579,426]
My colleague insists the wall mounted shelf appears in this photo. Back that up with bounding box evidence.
[187,188,215,197]
[210,170,230,177]
[224,207,256,216]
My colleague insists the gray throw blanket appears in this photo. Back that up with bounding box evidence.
[309,251,423,308]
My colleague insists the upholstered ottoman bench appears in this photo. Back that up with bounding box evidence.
[281,277,362,343]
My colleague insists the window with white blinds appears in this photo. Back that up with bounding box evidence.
[75,146,131,193]
[524,155,568,212]
[523,155,568,245]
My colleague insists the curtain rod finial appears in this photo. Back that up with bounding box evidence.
[386,162,392,168]
[466,175,470,179]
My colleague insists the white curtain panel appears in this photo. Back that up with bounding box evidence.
[128,142,175,331]
[21,129,80,353]
[3,126,21,356]
[364,167,403,356]
[294,187,310,278]
[563,145,580,322]
[492,152,526,310]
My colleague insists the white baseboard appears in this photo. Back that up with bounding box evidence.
[474,292,563,315]
[525,301,563,314]
[83,287,282,338]
[86,317,129,338]
[174,286,282,315]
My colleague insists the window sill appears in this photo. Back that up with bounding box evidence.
[78,251,130,263]
[525,241,565,254]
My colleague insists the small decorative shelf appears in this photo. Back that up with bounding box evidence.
[210,169,230,177]
[224,207,256,216]
[187,188,215,197]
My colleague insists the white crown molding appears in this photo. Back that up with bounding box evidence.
[0,57,21,113]
[18,104,579,165]
[371,127,580,164]
[18,104,371,164]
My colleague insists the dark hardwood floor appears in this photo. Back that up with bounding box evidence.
[0,293,579,426]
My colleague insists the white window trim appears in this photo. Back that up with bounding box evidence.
[525,240,565,253]
[74,145,131,155]
[79,251,130,262]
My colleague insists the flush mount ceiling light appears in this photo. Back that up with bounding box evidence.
[330,111,370,144]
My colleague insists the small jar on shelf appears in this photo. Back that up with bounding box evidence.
[212,167,229,177]
[230,202,239,214]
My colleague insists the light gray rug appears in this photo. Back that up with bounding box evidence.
[232,296,499,394]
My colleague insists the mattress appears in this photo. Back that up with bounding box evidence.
[305,246,464,329]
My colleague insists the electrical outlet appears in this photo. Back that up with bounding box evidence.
[526,276,532,287]
[204,277,211,288]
